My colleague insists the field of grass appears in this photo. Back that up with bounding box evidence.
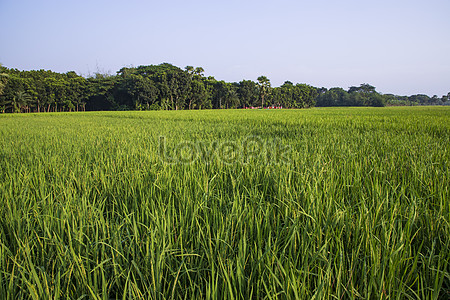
[0,107,449,299]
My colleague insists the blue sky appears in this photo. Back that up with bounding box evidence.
[0,0,449,96]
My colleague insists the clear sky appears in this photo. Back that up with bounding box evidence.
[1,0,449,96]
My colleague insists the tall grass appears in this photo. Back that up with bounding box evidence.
[0,107,449,299]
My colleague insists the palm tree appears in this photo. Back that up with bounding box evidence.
[185,66,194,76]
[226,89,240,109]
[194,67,204,77]
[7,91,32,113]
[257,76,271,108]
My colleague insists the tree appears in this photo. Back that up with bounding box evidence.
[127,74,157,110]
[257,76,271,108]
[409,94,430,105]
[194,67,204,77]
[315,88,350,107]
[0,73,8,112]
[168,71,190,110]
[295,84,317,108]
[431,95,440,105]
[212,81,228,109]
[6,91,32,113]
[348,83,376,94]
[0,68,8,97]
[185,66,194,76]
[68,77,89,111]
[276,81,294,107]
[187,79,207,110]
[185,66,205,80]
[238,80,258,108]
[224,83,240,109]
[85,76,116,111]
[367,93,385,107]
[347,84,385,107]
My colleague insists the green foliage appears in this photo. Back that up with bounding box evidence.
[0,71,8,97]
[0,68,90,112]
[1,64,447,113]
[237,80,259,107]
[257,75,271,107]
[0,107,449,298]
[272,82,317,108]
[316,84,387,107]
[316,84,448,107]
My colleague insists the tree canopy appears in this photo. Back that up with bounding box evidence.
[0,64,447,113]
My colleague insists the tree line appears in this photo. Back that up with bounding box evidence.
[0,63,448,113]
[315,85,449,107]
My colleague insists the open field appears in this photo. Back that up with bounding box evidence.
[0,107,449,299]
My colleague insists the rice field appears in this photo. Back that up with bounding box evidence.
[0,107,449,299]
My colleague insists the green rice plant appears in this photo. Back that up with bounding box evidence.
[0,107,449,299]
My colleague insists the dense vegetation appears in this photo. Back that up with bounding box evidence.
[0,107,449,298]
[315,86,449,107]
[0,63,448,113]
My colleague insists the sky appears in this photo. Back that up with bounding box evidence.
[0,0,449,96]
